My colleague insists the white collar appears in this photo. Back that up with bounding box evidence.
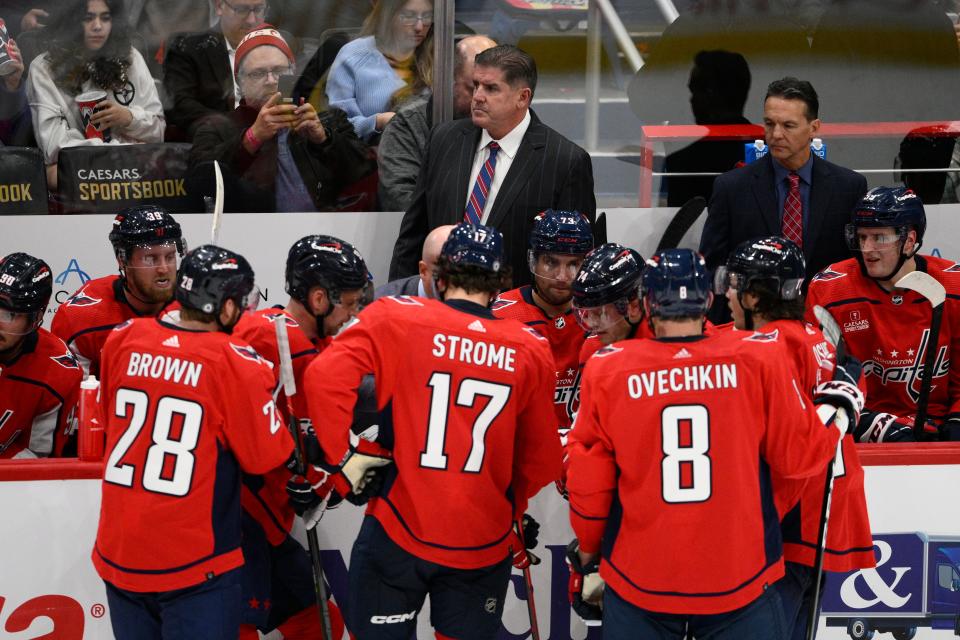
[478,110,531,159]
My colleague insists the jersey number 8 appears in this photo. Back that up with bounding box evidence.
[104,388,203,497]
[661,404,712,503]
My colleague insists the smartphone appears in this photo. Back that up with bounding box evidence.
[278,74,297,104]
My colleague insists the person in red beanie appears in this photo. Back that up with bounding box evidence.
[189,25,376,213]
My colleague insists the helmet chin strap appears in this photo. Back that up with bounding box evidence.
[737,290,755,331]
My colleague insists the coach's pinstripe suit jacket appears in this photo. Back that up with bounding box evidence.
[388,111,597,286]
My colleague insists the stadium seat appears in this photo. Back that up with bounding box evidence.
[0,147,49,215]
[56,143,194,214]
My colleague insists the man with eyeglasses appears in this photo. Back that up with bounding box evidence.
[0,252,81,459]
[190,26,373,212]
[51,205,185,379]
[807,186,960,442]
[163,0,272,138]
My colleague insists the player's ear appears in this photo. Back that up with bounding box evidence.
[308,286,330,316]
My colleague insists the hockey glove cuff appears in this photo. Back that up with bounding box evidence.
[814,380,864,433]
[509,515,542,569]
[566,539,604,621]
[339,449,393,495]
[832,354,864,386]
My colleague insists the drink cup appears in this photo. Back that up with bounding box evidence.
[76,90,112,142]
[0,19,17,77]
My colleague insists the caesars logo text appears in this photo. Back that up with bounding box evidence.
[0,183,32,203]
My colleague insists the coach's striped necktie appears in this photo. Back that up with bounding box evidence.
[464,141,501,225]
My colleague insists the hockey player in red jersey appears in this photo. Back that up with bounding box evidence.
[232,235,368,640]
[719,237,873,640]
[567,248,863,638]
[0,253,81,458]
[304,222,561,640]
[806,187,960,441]
[51,205,185,378]
[92,245,294,640]
[492,209,593,429]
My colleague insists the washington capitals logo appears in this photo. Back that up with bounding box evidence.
[812,268,846,283]
[594,345,623,358]
[523,327,547,342]
[265,311,298,327]
[944,262,960,273]
[65,290,101,307]
[388,295,423,306]
[491,298,516,312]
[864,329,949,403]
[50,350,80,369]
[230,343,268,365]
[745,328,779,342]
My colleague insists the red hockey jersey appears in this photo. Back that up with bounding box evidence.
[760,319,874,572]
[304,296,562,570]
[806,255,960,423]
[568,330,841,614]
[51,276,177,378]
[92,317,293,592]
[234,307,326,545]
[492,286,585,429]
[0,329,81,458]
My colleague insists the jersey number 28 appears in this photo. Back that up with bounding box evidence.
[104,389,202,497]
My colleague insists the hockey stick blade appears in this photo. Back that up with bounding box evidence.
[655,196,706,253]
[211,160,224,245]
[895,270,946,308]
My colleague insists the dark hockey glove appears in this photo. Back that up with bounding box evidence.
[941,418,960,442]
[832,354,863,386]
[509,514,542,569]
[855,411,938,443]
[343,464,389,506]
[814,380,864,433]
[283,421,325,473]
[286,474,323,516]
[566,539,604,621]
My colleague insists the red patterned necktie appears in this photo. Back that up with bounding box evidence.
[464,142,500,225]
[782,172,803,248]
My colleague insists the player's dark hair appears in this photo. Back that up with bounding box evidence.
[745,281,806,322]
[765,77,819,121]
[434,257,511,297]
[180,307,217,324]
[474,45,537,98]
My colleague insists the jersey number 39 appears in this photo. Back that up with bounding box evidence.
[104,388,203,497]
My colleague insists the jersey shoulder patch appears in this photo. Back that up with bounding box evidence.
[113,319,134,331]
[230,343,273,368]
[744,328,780,343]
[50,349,80,369]
[65,290,102,307]
[811,268,847,283]
[944,262,960,273]
[264,310,299,327]
[491,298,517,312]
[522,326,548,342]
[593,344,623,358]
[387,295,423,306]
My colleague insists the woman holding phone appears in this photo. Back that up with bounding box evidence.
[26,0,163,188]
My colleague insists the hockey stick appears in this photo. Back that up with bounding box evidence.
[273,315,334,640]
[655,196,706,253]
[514,519,541,640]
[894,270,947,440]
[807,305,851,640]
[211,160,224,245]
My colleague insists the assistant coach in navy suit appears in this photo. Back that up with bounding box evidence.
[699,77,867,322]
[389,45,597,286]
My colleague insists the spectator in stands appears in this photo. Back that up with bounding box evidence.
[127,0,212,76]
[326,0,434,141]
[375,224,454,298]
[190,26,374,213]
[26,0,164,189]
[163,0,266,139]
[699,76,866,323]
[2,1,53,36]
[0,35,33,146]
[389,45,597,287]
[378,34,495,212]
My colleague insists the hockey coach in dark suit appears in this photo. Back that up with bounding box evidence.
[699,77,867,322]
[389,45,597,287]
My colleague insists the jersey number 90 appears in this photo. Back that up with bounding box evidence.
[661,405,711,503]
[104,388,203,497]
